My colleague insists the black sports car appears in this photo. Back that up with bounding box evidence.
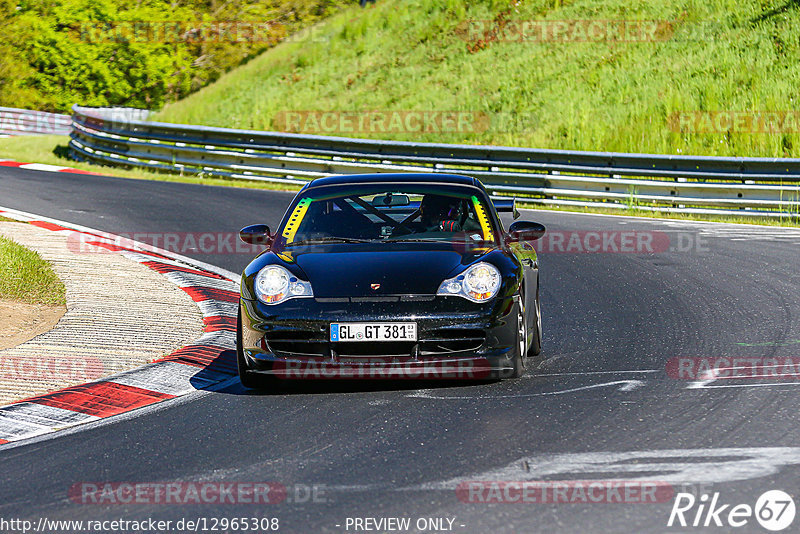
[237,173,545,385]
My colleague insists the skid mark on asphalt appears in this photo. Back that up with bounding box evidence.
[258,447,800,495]
[686,362,800,390]
[407,366,800,400]
[687,378,800,390]
[736,338,800,347]
[416,447,800,488]
[407,379,646,400]
[659,220,800,244]
[532,369,661,377]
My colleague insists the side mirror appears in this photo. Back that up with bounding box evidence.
[507,221,546,242]
[493,198,519,219]
[239,224,272,245]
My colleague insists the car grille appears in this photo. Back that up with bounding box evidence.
[334,341,416,359]
[264,327,486,361]
[265,330,328,360]
[314,295,435,303]
[418,328,485,356]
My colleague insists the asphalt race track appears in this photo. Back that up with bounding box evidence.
[2,166,800,533]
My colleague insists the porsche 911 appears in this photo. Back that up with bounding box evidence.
[236,173,546,385]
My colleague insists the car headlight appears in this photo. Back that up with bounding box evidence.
[437,262,501,302]
[254,265,313,305]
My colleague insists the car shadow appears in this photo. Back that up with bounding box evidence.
[185,349,499,396]
[221,377,498,396]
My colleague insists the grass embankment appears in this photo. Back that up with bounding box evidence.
[0,234,65,306]
[6,0,800,227]
[155,0,800,158]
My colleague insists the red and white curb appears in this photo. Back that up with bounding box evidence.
[0,159,106,176]
[0,207,242,445]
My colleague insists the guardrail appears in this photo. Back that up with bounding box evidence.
[68,105,800,218]
[0,107,72,136]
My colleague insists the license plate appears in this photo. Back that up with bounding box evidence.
[330,322,417,342]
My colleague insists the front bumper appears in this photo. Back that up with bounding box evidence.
[239,295,519,379]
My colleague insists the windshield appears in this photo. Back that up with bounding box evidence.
[278,185,498,247]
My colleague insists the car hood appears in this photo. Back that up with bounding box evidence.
[292,245,488,298]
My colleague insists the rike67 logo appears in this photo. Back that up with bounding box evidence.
[668,490,796,531]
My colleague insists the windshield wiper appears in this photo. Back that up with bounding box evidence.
[386,237,448,243]
[388,236,496,245]
[287,237,376,246]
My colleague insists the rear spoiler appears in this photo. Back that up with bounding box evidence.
[492,198,519,219]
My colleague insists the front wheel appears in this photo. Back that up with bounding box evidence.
[507,299,527,378]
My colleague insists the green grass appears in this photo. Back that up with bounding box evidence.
[154,0,800,158]
[8,1,799,226]
[0,235,66,306]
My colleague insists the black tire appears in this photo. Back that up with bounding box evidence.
[528,288,542,357]
[237,307,271,389]
[507,298,527,379]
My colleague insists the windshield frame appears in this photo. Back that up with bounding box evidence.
[272,181,503,250]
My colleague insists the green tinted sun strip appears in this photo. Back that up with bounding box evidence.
[472,196,493,241]
[282,197,312,243]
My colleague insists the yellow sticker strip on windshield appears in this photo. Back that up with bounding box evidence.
[472,196,493,242]
[282,197,312,243]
